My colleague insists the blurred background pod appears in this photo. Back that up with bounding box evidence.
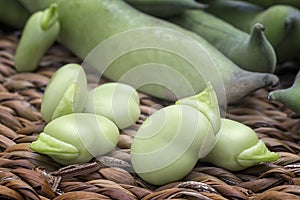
[168,10,276,73]
[203,0,300,62]
[0,0,30,28]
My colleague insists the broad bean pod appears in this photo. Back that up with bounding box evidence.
[17,0,279,104]
[205,1,300,62]
[169,10,276,73]
[268,69,300,114]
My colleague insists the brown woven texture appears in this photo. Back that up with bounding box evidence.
[0,29,300,200]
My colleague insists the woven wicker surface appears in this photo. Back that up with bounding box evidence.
[0,29,300,200]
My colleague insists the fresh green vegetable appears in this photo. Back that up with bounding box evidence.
[131,83,220,185]
[0,0,30,28]
[202,118,280,171]
[14,3,60,72]
[205,1,300,62]
[30,113,120,165]
[268,70,300,114]
[169,10,276,73]
[125,0,206,18]
[84,82,141,129]
[16,0,279,104]
[41,63,88,122]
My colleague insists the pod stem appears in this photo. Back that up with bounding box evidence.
[41,3,59,31]
[30,132,79,160]
[236,140,280,167]
[175,82,220,133]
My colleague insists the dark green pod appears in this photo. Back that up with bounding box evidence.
[18,0,279,104]
[268,70,300,114]
[0,0,30,28]
[169,10,276,73]
[14,3,60,72]
[204,1,300,62]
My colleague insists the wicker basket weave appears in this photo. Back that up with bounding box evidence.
[0,29,300,200]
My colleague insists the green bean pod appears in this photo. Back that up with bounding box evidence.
[84,82,141,129]
[14,3,60,72]
[169,10,276,73]
[0,0,30,28]
[18,0,279,104]
[268,70,300,114]
[131,83,220,185]
[125,0,206,18]
[202,118,280,171]
[41,63,88,122]
[30,113,120,165]
[205,1,300,62]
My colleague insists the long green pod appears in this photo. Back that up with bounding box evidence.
[202,118,280,171]
[168,10,276,73]
[268,70,300,114]
[124,0,206,18]
[0,0,30,28]
[18,0,279,104]
[30,113,120,165]
[58,0,279,104]
[205,1,300,62]
[14,3,60,72]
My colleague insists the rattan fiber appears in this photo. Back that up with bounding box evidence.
[0,29,300,200]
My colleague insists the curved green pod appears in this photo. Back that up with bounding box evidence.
[202,118,280,171]
[14,3,60,72]
[30,113,120,165]
[17,0,279,104]
[169,10,276,73]
[125,0,206,18]
[131,84,220,185]
[205,1,300,62]
[58,0,278,104]
[84,82,141,129]
[268,70,300,114]
[248,5,300,62]
[41,63,88,122]
[0,0,30,28]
